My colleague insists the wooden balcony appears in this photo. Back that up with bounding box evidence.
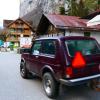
[23,32,31,36]
[9,24,30,29]
[10,32,31,36]
[10,32,21,35]
[6,37,19,42]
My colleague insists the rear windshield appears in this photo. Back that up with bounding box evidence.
[65,39,100,56]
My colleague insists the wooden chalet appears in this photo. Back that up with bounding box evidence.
[36,14,100,43]
[3,18,34,46]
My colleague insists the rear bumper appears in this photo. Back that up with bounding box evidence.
[60,74,100,86]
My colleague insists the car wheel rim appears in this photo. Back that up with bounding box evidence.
[21,67,25,75]
[20,62,25,76]
[44,77,52,94]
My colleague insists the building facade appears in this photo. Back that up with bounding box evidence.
[3,18,34,47]
[36,14,100,43]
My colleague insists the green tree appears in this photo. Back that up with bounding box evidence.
[0,29,9,42]
[66,0,98,17]
[97,0,100,9]
[59,7,65,15]
[84,0,97,12]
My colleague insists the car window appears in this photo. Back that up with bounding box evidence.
[42,40,56,55]
[65,39,100,56]
[32,41,42,55]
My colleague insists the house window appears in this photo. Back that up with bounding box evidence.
[17,28,24,33]
[18,23,24,28]
[10,28,15,33]
[11,35,16,39]
[24,35,29,37]
[84,32,91,37]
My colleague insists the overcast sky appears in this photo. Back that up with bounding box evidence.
[0,0,20,27]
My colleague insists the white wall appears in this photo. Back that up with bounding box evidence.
[91,32,100,43]
[65,30,84,36]
[64,30,100,43]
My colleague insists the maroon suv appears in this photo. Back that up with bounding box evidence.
[20,36,100,98]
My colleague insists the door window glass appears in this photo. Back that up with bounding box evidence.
[32,41,41,55]
[65,39,100,56]
[42,40,56,55]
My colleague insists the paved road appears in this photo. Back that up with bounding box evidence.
[0,52,100,100]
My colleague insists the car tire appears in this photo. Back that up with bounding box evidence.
[43,72,59,99]
[20,61,31,79]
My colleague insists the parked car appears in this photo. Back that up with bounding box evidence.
[20,36,100,98]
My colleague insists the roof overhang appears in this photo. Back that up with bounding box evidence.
[87,15,100,26]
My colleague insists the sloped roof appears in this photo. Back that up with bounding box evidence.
[3,20,13,28]
[36,14,100,35]
[44,14,86,28]
[7,18,35,32]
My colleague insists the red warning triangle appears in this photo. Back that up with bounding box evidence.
[72,52,86,68]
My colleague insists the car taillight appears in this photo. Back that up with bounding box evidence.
[72,51,86,68]
[66,67,73,78]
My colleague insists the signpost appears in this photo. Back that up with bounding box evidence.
[20,37,32,48]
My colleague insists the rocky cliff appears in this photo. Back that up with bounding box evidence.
[20,0,66,29]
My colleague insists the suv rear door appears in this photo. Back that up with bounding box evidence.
[64,38,100,78]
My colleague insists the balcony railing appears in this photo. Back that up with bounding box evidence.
[6,37,19,42]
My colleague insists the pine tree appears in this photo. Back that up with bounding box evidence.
[65,0,98,17]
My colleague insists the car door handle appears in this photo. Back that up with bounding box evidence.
[35,55,39,58]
